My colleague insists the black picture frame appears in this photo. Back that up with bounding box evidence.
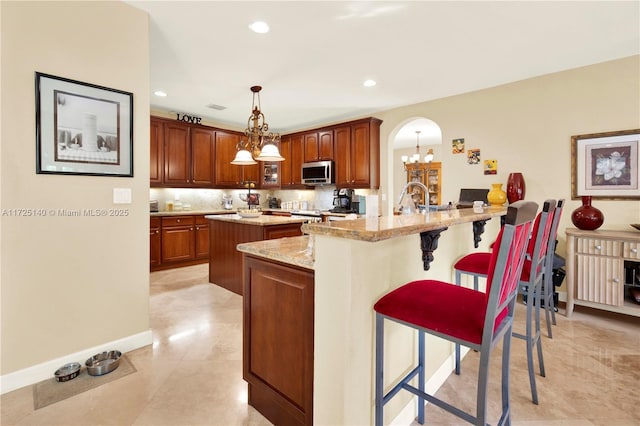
[35,72,133,177]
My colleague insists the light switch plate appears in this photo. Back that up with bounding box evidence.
[113,188,132,204]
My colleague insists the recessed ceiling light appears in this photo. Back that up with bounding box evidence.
[249,21,269,34]
[154,90,167,97]
[363,79,377,87]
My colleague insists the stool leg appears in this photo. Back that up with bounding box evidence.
[418,330,425,424]
[498,327,513,426]
[525,284,539,405]
[454,270,462,375]
[476,345,491,425]
[534,281,546,379]
[375,314,384,426]
[543,271,555,337]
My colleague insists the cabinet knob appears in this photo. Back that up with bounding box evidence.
[612,278,620,284]
[155,230,159,234]
[594,245,601,250]
[632,248,638,254]
[196,226,200,230]
[176,219,181,223]
[190,227,193,231]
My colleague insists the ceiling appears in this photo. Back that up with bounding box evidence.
[127,1,639,148]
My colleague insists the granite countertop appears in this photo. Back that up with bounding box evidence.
[301,206,507,242]
[237,236,314,270]
[151,209,232,216]
[205,213,310,226]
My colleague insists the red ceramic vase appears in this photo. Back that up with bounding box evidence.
[506,172,526,203]
[571,196,604,230]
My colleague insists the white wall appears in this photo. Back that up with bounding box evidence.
[1,1,150,388]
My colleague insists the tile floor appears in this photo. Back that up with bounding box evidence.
[1,264,638,425]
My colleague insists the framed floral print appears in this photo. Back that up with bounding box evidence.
[571,129,640,200]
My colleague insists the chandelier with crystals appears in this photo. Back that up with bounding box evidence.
[401,130,434,181]
[230,85,284,165]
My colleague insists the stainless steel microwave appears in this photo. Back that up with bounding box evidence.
[301,161,334,185]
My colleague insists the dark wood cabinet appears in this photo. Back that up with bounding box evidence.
[303,129,333,163]
[214,131,260,188]
[209,219,304,295]
[153,117,215,187]
[151,214,210,271]
[150,217,161,267]
[195,216,209,259]
[243,255,314,426]
[161,216,195,263]
[280,134,305,188]
[150,118,164,186]
[163,122,191,186]
[190,127,215,187]
[334,117,382,189]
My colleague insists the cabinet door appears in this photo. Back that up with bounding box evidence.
[333,125,351,187]
[150,217,161,268]
[191,128,215,187]
[150,118,164,185]
[279,135,292,186]
[243,256,314,425]
[214,131,243,187]
[576,255,624,306]
[164,122,191,185]
[303,132,319,163]
[290,134,305,186]
[195,216,209,259]
[350,121,371,187]
[161,216,195,263]
[318,129,334,160]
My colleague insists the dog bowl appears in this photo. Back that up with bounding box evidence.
[54,362,81,382]
[85,350,122,376]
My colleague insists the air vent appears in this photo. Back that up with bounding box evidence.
[206,103,227,111]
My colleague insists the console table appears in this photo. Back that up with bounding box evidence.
[565,228,640,317]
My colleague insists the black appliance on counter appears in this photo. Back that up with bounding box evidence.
[330,188,357,213]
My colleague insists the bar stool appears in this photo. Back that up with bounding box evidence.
[452,200,556,405]
[541,199,564,338]
[374,200,538,426]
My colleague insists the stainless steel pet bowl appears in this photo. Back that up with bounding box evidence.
[54,362,81,382]
[85,350,122,376]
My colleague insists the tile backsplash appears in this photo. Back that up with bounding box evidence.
[150,186,375,212]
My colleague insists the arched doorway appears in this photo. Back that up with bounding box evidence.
[388,117,443,214]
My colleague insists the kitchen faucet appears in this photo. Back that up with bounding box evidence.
[397,181,428,214]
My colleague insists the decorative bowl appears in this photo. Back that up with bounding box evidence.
[54,362,81,382]
[237,208,262,218]
[85,350,122,376]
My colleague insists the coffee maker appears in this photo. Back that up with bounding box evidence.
[330,188,355,213]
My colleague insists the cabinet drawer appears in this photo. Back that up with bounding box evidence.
[623,241,640,260]
[575,237,620,257]
[161,216,195,227]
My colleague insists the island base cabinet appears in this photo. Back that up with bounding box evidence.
[209,220,303,295]
[243,255,314,426]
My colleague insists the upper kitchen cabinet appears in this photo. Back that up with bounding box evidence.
[151,117,215,188]
[150,117,164,186]
[280,133,306,188]
[214,131,259,188]
[333,117,382,189]
[303,129,333,163]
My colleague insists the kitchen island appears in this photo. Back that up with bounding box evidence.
[206,213,308,295]
[237,206,507,425]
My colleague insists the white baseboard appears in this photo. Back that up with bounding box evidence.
[0,329,153,395]
[390,345,465,425]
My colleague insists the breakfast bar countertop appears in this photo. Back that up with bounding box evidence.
[301,206,507,242]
